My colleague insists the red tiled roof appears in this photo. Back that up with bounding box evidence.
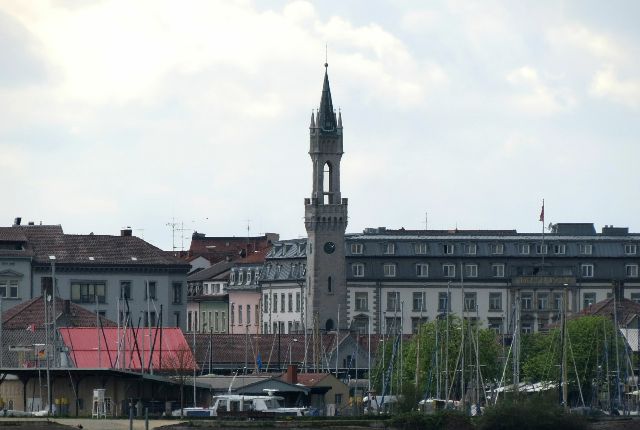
[59,327,195,371]
[236,247,271,265]
[0,227,28,242]
[2,296,117,330]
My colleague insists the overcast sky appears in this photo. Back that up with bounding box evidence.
[2,0,639,251]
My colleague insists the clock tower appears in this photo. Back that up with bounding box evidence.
[304,63,348,332]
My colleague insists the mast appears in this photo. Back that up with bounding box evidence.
[561,287,568,410]
[460,263,465,411]
[445,280,450,405]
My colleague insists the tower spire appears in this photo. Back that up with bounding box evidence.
[318,63,337,133]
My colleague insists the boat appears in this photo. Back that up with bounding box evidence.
[171,392,307,417]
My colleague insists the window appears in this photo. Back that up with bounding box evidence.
[231,304,235,325]
[287,321,293,334]
[263,294,269,313]
[247,271,253,284]
[383,263,396,277]
[355,292,368,311]
[238,272,244,284]
[386,291,400,312]
[172,282,182,304]
[413,292,426,312]
[385,317,401,334]
[488,318,502,334]
[583,293,596,309]
[416,263,429,277]
[383,243,395,255]
[71,282,106,303]
[438,292,450,312]
[579,244,593,255]
[351,243,363,254]
[624,244,637,255]
[412,317,428,333]
[272,293,278,313]
[521,293,532,310]
[414,242,428,254]
[519,244,530,255]
[327,276,332,293]
[301,264,306,276]
[464,292,477,311]
[553,244,566,255]
[537,293,549,310]
[238,305,243,325]
[553,293,562,310]
[174,311,180,328]
[144,311,156,328]
[464,264,478,278]
[464,243,477,255]
[491,243,504,255]
[288,293,293,312]
[489,292,502,311]
[491,264,505,278]
[581,264,594,278]
[145,281,156,300]
[246,305,251,324]
[352,263,365,277]
[295,292,301,312]
[443,264,455,278]
[443,244,454,255]
[536,244,548,254]
[0,279,18,298]
[281,293,286,311]
[120,281,131,300]
[230,272,235,284]
[521,322,532,334]
[626,264,639,278]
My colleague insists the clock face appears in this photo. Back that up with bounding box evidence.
[323,241,336,254]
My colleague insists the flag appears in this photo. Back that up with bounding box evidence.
[539,200,545,222]
[26,323,36,332]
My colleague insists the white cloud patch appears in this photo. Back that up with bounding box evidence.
[590,66,640,109]
[506,66,576,114]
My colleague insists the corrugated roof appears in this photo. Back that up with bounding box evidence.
[59,327,195,371]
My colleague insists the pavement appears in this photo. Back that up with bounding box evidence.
[3,418,186,430]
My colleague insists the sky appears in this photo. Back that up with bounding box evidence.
[2,0,639,251]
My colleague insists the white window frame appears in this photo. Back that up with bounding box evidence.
[624,244,637,255]
[443,244,454,255]
[414,242,428,254]
[238,272,244,284]
[352,263,365,277]
[581,264,594,278]
[626,264,639,278]
[416,263,429,278]
[579,244,593,255]
[0,279,19,298]
[536,244,548,254]
[489,292,502,311]
[492,264,505,278]
[464,264,478,278]
[383,263,396,277]
[351,243,363,254]
[553,244,566,255]
[491,243,504,255]
[519,243,530,255]
[383,243,395,255]
[443,264,455,278]
[464,243,477,255]
[355,292,368,311]
[464,292,477,311]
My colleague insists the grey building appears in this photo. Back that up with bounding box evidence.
[0,222,190,329]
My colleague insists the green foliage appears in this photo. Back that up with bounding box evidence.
[477,398,587,430]
[372,317,502,403]
[388,410,473,430]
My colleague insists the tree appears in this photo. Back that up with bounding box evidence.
[164,347,197,417]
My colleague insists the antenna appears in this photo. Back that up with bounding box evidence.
[166,218,193,252]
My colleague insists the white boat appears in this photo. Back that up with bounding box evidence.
[171,392,307,417]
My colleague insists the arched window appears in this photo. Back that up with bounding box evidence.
[325,319,335,331]
[323,162,332,204]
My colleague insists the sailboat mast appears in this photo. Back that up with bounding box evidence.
[561,287,568,411]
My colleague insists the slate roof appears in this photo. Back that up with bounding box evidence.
[0,228,28,242]
[2,296,117,330]
[192,332,352,369]
[15,225,188,267]
[187,260,234,282]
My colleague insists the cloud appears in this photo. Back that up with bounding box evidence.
[506,66,576,114]
[590,66,640,108]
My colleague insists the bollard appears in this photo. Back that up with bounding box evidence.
[145,407,149,430]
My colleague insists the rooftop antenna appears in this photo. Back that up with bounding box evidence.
[425,212,428,230]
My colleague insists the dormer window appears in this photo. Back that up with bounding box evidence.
[414,243,428,254]
[351,243,364,254]
[625,244,637,255]
[238,272,244,284]
[383,243,395,255]
[463,243,476,255]
[553,244,566,255]
[443,244,454,255]
[490,243,504,255]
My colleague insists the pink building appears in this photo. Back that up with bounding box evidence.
[228,248,270,335]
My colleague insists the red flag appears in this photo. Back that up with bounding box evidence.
[26,323,36,332]
[539,200,545,222]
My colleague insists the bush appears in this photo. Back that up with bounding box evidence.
[477,398,587,430]
[388,411,473,430]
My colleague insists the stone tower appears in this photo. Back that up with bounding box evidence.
[304,64,348,332]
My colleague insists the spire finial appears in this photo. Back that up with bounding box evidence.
[325,43,328,68]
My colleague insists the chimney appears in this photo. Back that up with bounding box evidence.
[13,217,21,226]
[286,364,298,385]
[121,227,133,237]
